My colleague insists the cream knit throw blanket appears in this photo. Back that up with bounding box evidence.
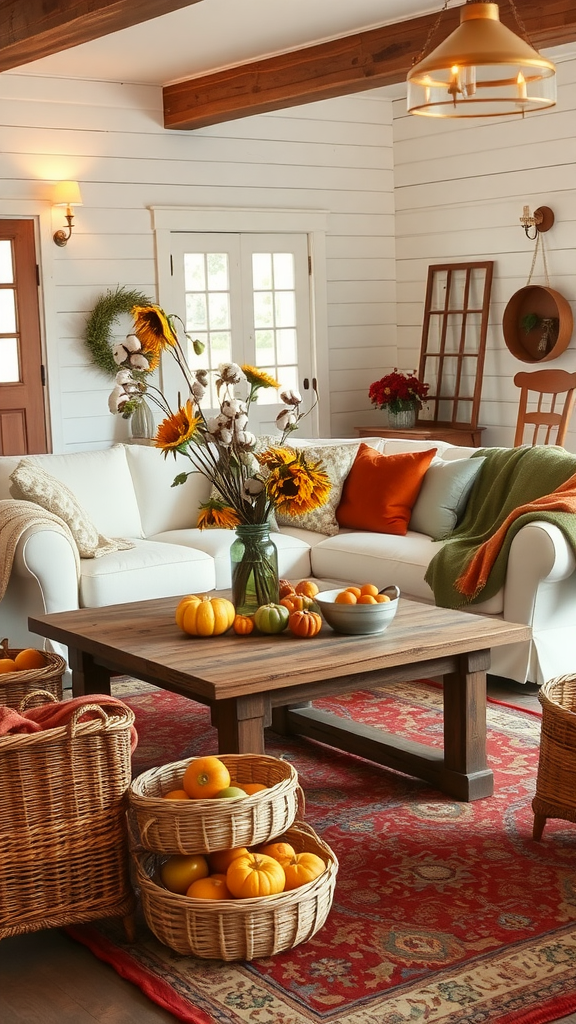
[0,499,81,603]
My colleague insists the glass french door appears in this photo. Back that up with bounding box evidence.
[166,233,314,436]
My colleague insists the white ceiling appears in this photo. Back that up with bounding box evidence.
[13,0,439,87]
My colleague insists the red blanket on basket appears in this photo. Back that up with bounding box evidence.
[0,694,138,751]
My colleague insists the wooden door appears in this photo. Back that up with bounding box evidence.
[0,220,47,455]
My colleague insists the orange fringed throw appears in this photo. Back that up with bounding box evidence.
[456,473,576,599]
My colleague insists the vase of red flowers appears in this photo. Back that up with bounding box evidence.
[368,369,429,429]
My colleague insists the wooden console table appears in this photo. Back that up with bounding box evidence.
[356,425,485,447]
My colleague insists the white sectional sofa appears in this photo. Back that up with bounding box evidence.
[1,437,575,688]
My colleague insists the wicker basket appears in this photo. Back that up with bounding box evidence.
[134,820,338,960]
[532,674,576,839]
[0,639,65,707]
[0,693,136,938]
[129,753,302,855]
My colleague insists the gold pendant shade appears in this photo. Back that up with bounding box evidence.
[407,2,556,118]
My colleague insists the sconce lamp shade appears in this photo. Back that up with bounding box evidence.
[407,2,556,118]
[52,180,83,207]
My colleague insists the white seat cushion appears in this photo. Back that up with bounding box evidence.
[79,539,216,607]
[311,529,504,612]
[151,527,313,588]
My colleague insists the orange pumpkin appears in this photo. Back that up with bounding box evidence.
[233,613,255,635]
[280,593,316,613]
[208,846,250,874]
[279,579,296,599]
[176,595,235,636]
[226,852,286,898]
[295,580,319,599]
[258,841,296,862]
[288,609,322,638]
[282,852,326,891]
[186,875,233,900]
[182,755,231,799]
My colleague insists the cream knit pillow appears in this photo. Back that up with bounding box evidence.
[10,460,134,558]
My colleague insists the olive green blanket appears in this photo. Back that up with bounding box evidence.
[424,445,576,608]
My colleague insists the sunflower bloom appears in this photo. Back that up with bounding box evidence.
[132,305,178,370]
[242,365,281,390]
[261,447,331,516]
[155,400,200,456]
[197,500,241,530]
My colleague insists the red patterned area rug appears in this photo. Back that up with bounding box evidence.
[67,679,576,1024]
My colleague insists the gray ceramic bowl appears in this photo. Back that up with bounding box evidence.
[315,585,400,635]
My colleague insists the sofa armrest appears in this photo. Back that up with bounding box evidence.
[12,525,80,613]
[503,521,576,627]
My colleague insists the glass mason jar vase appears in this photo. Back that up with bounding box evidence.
[387,404,418,430]
[230,523,279,614]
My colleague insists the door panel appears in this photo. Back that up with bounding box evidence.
[0,220,47,454]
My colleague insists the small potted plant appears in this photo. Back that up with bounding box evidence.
[368,369,429,429]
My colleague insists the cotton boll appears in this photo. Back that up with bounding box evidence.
[276,409,297,431]
[108,385,128,413]
[112,343,130,366]
[128,352,150,370]
[124,334,142,352]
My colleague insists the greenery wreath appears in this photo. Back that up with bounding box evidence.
[84,286,153,377]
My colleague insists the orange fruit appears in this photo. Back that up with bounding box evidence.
[335,591,357,605]
[375,594,391,603]
[258,841,296,863]
[357,594,377,604]
[360,584,379,598]
[208,847,250,874]
[345,587,362,598]
[14,648,47,670]
[282,852,326,891]
[0,659,17,674]
[182,755,231,799]
[186,875,232,900]
[235,782,268,795]
[295,580,319,598]
[162,789,190,800]
[160,854,209,894]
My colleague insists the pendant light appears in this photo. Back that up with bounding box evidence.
[407,1,556,118]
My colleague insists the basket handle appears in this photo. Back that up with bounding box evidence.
[295,784,306,819]
[19,689,58,711]
[68,703,111,735]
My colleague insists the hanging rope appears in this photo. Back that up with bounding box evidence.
[526,230,550,288]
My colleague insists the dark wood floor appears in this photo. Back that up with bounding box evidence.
[2,678,575,1024]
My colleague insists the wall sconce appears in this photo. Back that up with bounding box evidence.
[519,205,554,240]
[52,181,83,246]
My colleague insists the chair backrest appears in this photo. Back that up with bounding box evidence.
[513,369,576,447]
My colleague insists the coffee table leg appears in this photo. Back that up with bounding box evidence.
[211,694,270,754]
[70,646,113,697]
[442,650,494,801]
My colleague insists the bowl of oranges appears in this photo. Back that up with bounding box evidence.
[315,583,400,635]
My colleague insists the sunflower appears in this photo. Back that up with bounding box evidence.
[197,499,242,530]
[132,305,178,371]
[155,400,200,455]
[260,447,331,516]
[242,365,281,390]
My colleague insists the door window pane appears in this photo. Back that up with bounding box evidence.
[273,252,294,288]
[0,241,13,284]
[251,252,298,402]
[184,252,232,408]
[0,290,17,334]
[0,337,19,382]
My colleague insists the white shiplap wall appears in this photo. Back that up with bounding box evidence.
[393,52,576,453]
[0,73,395,451]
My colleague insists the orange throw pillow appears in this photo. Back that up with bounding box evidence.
[336,444,437,535]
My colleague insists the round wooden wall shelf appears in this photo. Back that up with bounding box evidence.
[502,285,573,363]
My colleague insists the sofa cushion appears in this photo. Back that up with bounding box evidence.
[79,539,216,607]
[151,527,314,589]
[16,445,144,538]
[9,460,134,558]
[336,444,437,535]
[409,457,486,540]
[274,442,360,536]
[125,444,212,536]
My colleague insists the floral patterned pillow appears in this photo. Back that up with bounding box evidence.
[274,443,360,536]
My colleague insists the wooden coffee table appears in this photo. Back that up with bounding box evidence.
[29,594,531,802]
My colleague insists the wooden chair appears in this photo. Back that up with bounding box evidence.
[513,369,576,447]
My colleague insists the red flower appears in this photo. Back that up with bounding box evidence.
[369,370,429,413]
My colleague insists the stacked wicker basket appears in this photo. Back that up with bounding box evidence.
[129,752,338,960]
[0,642,66,707]
[0,689,136,940]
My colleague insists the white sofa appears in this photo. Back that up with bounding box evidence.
[1,437,575,687]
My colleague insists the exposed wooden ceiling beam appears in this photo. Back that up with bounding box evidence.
[164,1,576,131]
[0,0,202,72]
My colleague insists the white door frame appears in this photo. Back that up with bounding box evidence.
[150,206,331,437]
